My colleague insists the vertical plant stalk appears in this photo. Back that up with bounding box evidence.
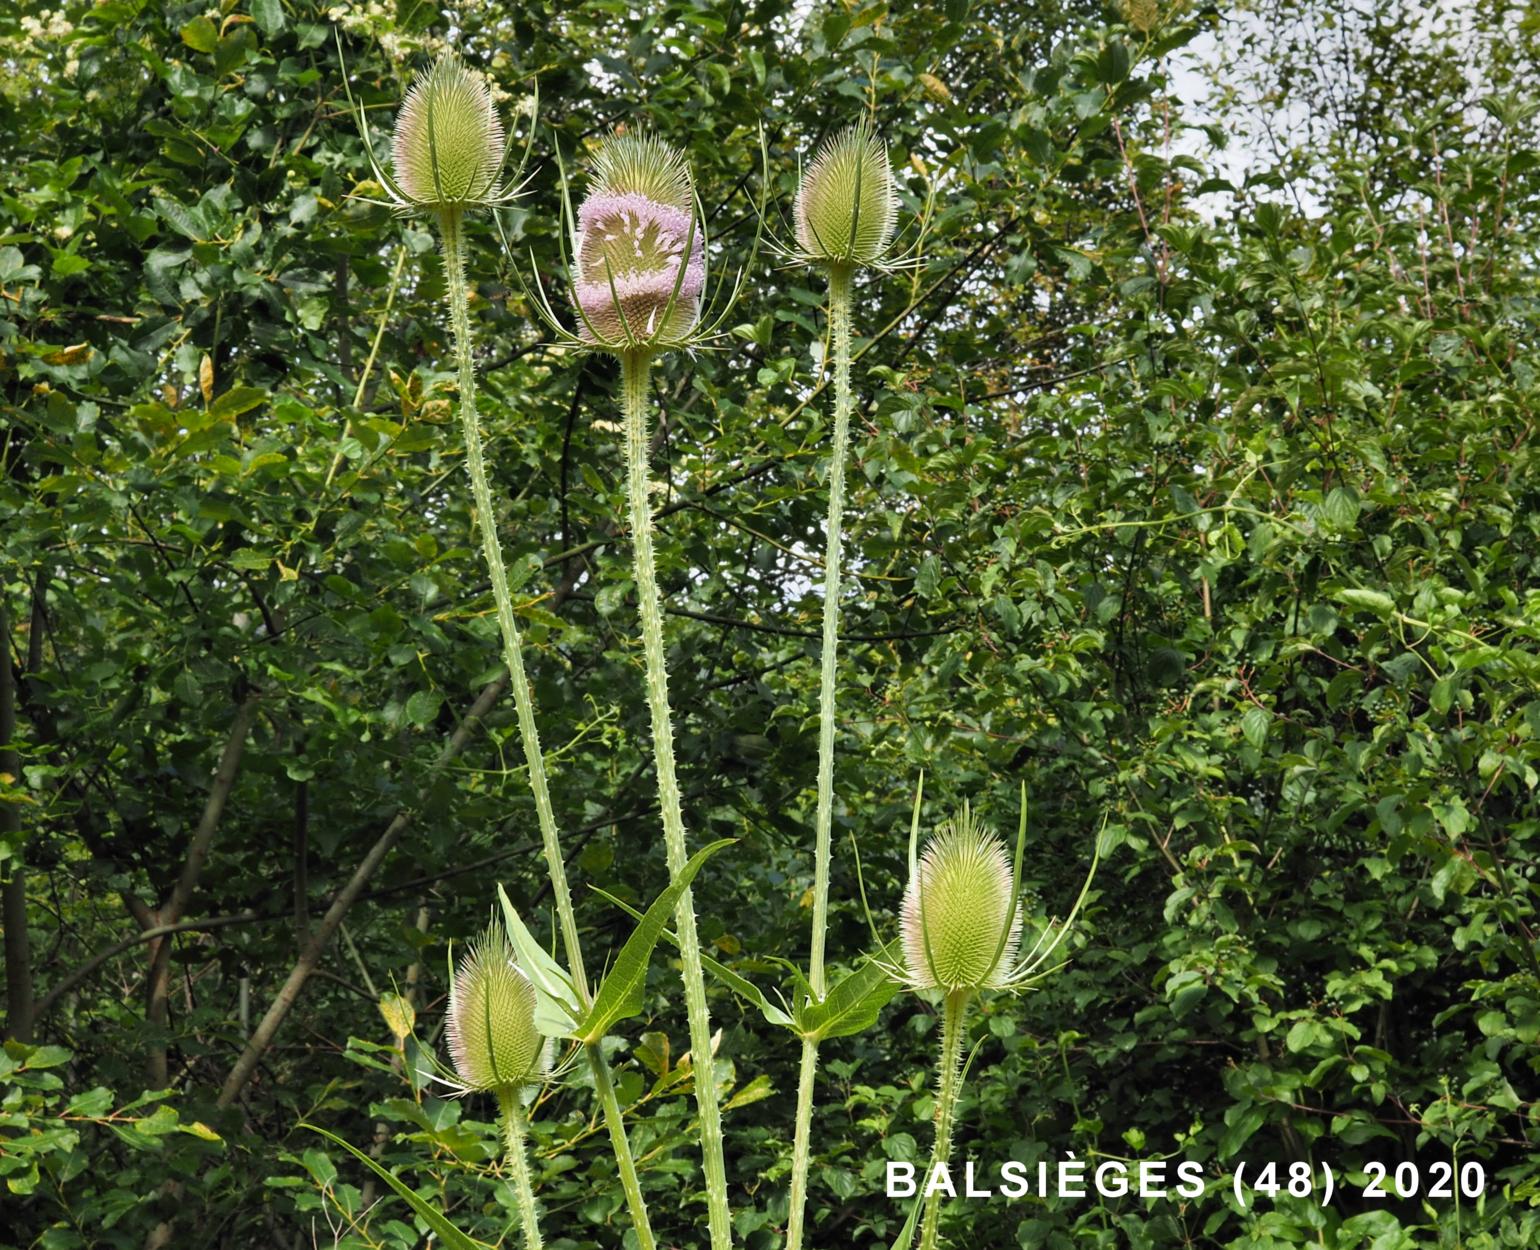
[438,208,585,997]
[919,990,971,1250]
[786,262,855,1250]
[497,1088,544,1250]
[785,1036,820,1249]
[437,209,656,1250]
[1,593,35,1043]
[588,1039,653,1238]
[809,263,853,997]
[619,349,733,1250]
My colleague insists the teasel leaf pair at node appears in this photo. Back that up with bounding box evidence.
[879,779,1102,996]
[339,39,535,216]
[520,128,765,357]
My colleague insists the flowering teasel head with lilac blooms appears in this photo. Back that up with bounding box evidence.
[569,132,708,353]
[445,921,553,1094]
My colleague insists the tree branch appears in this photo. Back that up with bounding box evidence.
[34,912,272,1020]
[146,696,259,1084]
[217,672,506,1107]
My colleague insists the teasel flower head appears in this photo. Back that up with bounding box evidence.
[522,127,761,358]
[878,782,1102,999]
[569,132,708,352]
[900,803,1022,993]
[445,921,552,1093]
[341,43,529,217]
[791,122,897,271]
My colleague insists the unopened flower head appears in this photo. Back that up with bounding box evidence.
[572,132,706,352]
[901,805,1021,993]
[446,922,551,1092]
[389,51,512,211]
[793,123,897,270]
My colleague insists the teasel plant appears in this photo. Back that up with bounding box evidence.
[771,118,906,1250]
[303,916,560,1250]
[879,782,1101,1250]
[442,922,556,1250]
[521,127,762,1250]
[338,45,663,1248]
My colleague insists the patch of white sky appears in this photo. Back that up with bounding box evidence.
[1165,0,1497,220]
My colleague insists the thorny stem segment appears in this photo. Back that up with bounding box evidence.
[785,1035,820,1250]
[809,263,853,1000]
[497,1088,544,1250]
[620,348,733,1250]
[786,263,855,1250]
[919,990,972,1250]
[438,210,655,1250]
[587,1042,655,1250]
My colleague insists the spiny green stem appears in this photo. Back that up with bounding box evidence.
[587,1041,655,1249]
[437,209,587,1000]
[437,210,655,1250]
[498,1089,544,1250]
[809,264,853,999]
[787,263,855,1250]
[619,349,733,1250]
[919,991,971,1250]
[784,1035,820,1250]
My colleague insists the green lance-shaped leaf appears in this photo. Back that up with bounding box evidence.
[793,948,901,1042]
[888,1192,924,1250]
[576,839,735,1044]
[592,884,795,1030]
[497,886,583,1038]
[301,1124,489,1250]
[1334,586,1396,617]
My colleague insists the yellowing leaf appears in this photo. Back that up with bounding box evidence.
[181,1120,222,1142]
[919,72,952,103]
[378,992,415,1041]
[43,343,92,366]
[199,354,214,405]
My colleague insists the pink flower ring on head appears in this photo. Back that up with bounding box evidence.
[573,191,706,345]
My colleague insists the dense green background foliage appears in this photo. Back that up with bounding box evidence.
[3,0,1538,1246]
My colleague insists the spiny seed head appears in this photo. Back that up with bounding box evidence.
[445,922,550,1092]
[901,806,1021,992]
[572,131,706,351]
[794,123,897,269]
[391,52,507,209]
[592,131,694,211]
